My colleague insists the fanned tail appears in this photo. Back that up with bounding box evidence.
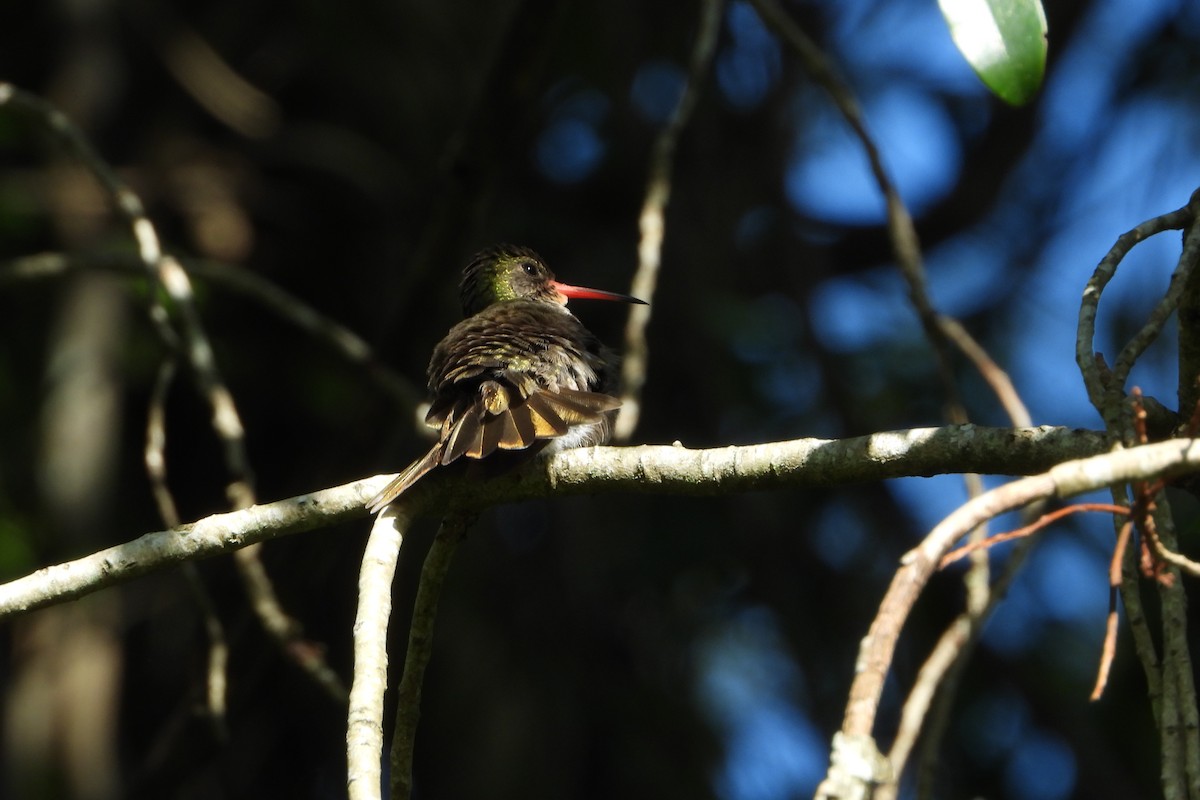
[368,386,622,513]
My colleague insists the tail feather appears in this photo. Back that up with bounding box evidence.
[368,386,624,512]
[551,387,622,416]
[494,409,525,450]
[523,393,569,437]
[507,405,537,448]
[443,410,483,464]
[367,443,443,512]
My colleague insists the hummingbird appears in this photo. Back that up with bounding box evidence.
[367,245,646,512]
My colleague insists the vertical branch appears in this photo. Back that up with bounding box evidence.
[1110,485,1163,710]
[390,513,472,800]
[347,505,414,800]
[144,358,230,737]
[1074,194,1200,800]
[614,0,723,442]
[1146,498,1200,798]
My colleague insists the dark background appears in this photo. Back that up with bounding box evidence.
[1,1,1198,798]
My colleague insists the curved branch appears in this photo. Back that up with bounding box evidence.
[817,437,1200,799]
[1076,198,1195,421]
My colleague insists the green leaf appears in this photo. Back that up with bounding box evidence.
[939,0,1048,106]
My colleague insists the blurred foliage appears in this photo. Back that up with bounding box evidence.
[0,1,1198,799]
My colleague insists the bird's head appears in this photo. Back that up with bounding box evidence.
[459,245,646,316]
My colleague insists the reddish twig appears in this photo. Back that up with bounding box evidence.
[1092,519,1135,700]
[939,503,1130,569]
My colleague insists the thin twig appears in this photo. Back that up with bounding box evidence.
[895,318,1034,798]
[939,502,1130,568]
[1092,519,1134,700]
[390,513,472,800]
[184,259,419,407]
[144,11,282,139]
[234,544,348,702]
[1129,394,1200,578]
[144,357,231,737]
[739,32,1047,781]
[145,359,183,528]
[615,0,722,441]
[937,315,1032,427]
[0,84,175,346]
[1139,496,1200,578]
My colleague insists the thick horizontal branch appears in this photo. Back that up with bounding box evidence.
[539,424,1108,495]
[0,425,1112,619]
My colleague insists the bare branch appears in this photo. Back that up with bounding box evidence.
[818,436,1200,799]
[615,0,722,441]
[0,425,1110,619]
[347,505,414,800]
[233,544,348,702]
[1076,198,1195,423]
[144,11,282,139]
[940,502,1130,567]
[1073,194,1200,799]
[144,357,232,735]
[390,513,472,800]
[937,316,1032,427]
[1111,199,1200,394]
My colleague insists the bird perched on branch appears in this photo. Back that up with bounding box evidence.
[367,245,645,512]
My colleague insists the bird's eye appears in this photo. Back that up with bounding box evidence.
[521,261,538,276]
